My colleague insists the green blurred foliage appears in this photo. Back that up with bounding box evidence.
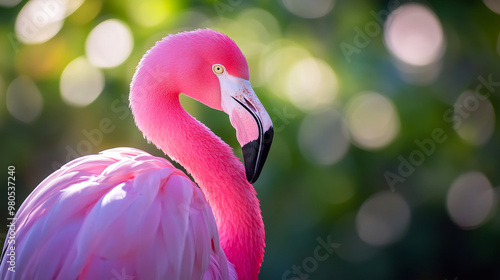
[1,0,500,279]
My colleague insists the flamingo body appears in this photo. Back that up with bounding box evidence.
[0,29,273,280]
[1,148,235,279]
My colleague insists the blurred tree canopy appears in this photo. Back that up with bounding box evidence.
[1,0,500,279]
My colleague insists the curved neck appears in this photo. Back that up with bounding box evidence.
[145,92,264,280]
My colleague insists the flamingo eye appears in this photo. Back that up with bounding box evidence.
[212,64,225,74]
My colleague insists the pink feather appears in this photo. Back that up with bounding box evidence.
[1,148,235,279]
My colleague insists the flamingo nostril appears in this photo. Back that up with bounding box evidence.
[244,97,257,113]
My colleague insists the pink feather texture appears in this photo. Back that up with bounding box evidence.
[1,29,266,280]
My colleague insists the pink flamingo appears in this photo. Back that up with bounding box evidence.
[0,29,273,280]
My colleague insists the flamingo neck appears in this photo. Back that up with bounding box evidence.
[150,93,264,280]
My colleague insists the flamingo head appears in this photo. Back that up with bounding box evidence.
[132,29,273,183]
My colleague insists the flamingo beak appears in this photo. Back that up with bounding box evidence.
[219,75,273,183]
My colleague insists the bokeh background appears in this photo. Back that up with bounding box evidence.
[1,0,500,279]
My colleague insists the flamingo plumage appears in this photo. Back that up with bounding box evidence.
[0,29,273,280]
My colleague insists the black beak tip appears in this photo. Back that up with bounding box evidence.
[242,140,259,183]
[248,175,257,184]
[242,127,274,184]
